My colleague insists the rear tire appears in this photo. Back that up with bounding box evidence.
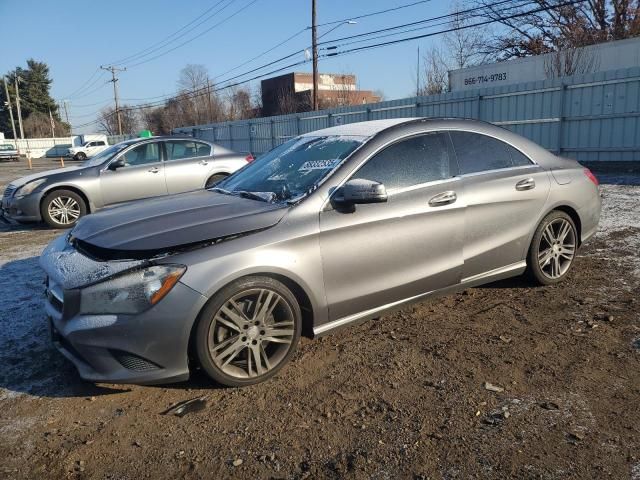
[205,173,228,188]
[41,189,87,229]
[527,210,577,285]
[195,276,301,387]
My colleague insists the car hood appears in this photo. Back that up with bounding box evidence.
[9,166,86,188]
[71,190,288,254]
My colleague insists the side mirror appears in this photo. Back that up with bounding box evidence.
[108,158,125,171]
[339,178,388,204]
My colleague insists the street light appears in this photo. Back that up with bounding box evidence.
[318,20,357,40]
[310,19,357,110]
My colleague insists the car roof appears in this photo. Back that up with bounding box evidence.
[300,118,416,137]
[301,117,556,165]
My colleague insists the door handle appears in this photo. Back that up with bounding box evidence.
[428,190,457,207]
[515,178,535,191]
[148,167,160,173]
[198,159,208,166]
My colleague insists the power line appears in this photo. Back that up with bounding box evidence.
[62,68,101,99]
[70,98,113,108]
[124,0,261,68]
[319,0,532,51]
[322,0,585,56]
[317,0,433,27]
[71,0,584,128]
[317,0,531,48]
[75,1,458,108]
[214,27,308,79]
[108,0,232,66]
[63,2,235,103]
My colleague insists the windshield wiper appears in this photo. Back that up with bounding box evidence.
[233,190,276,203]
[211,187,232,195]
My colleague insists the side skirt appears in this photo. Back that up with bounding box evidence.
[313,261,527,336]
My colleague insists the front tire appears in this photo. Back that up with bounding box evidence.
[41,189,87,229]
[527,210,577,285]
[195,276,301,387]
[74,152,87,161]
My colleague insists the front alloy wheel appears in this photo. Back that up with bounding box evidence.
[41,189,87,229]
[195,277,301,386]
[528,211,577,285]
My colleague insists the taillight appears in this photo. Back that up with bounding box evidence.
[584,168,599,186]
[245,154,255,163]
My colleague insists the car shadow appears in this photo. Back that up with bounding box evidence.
[0,255,220,398]
[475,275,536,290]
[0,256,130,398]
[0,218,50,233]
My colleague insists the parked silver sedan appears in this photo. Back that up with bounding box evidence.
[39,118,600,387]
[2,136,251,228]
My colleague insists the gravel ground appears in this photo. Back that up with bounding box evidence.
[0,158,639,479]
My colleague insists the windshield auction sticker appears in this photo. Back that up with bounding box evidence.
[298,159,341,171]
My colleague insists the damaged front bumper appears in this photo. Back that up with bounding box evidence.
[40,234,208,384]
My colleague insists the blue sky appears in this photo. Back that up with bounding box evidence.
[0,0,451,131]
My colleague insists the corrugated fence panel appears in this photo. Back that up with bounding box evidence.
[174,67,640,161]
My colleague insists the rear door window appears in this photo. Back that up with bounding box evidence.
[165,140,211,161]
[449,131,532,174]
[352,132,452,190]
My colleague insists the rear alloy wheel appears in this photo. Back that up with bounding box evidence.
[195,276,301,387]
[41,189,87,229]
[527,211,577,285]
[74,152,87,161]
[205,173,228,188]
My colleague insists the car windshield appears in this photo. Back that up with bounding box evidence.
[83,142,133,167]
[214,135,363,203]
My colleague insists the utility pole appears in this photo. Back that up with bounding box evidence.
[62,100,70,125]
[48,109,56,138]
[2,77,17,140]
[14,76,24,139]
[416,46,420,97]
[206,78,214,123]
[311,0,319,111]
[101,65,126,135]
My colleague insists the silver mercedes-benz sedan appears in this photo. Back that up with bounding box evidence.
[2,136,251,228]
[39,118,601,387]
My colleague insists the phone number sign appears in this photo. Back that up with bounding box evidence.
[464,72,508,86]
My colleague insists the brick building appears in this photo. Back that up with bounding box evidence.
[261,72,380,116]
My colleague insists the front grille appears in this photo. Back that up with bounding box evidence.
[3,184,16,199]
[110,350,161,372]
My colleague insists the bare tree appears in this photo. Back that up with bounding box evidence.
[415,3,488,95]
[373,89,386,101]
[332,75,362,107]
[543,46,600,77]
[443,2,488,69]
[224,86,256,120]
[274,86,299,114]
[177,64,228,124]
[98,106,139,135]
[418,47,448,95]
[23,111,69,137]
[472,0,640,60]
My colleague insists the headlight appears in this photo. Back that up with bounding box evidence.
[15,179,46,197]
[79,265,186,315]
